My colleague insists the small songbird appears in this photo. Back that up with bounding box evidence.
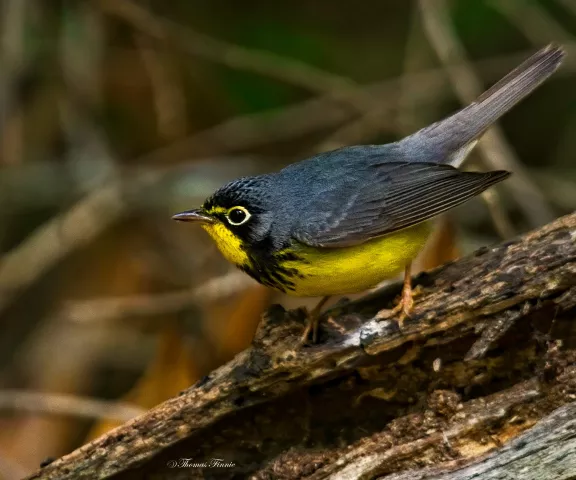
[173,45,564,344]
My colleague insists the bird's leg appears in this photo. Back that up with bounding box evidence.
[300,296,331,345]
[376,263,414,330]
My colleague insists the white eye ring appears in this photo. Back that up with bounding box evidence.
[227,206,251,226]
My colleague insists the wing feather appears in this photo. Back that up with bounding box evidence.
[293,162,509,247]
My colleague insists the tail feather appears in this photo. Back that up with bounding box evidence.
[399,44,564,166]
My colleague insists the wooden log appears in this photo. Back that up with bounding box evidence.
[27,212,576,480]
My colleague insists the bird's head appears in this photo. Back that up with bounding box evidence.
[172,175,278,265]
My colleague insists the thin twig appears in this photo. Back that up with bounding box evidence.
[480,188,516,238]
[491,0,573,44]
[0,389,145,421]
[58,2,116,192]
[396,3,442,135]
[59,2,104,106]
[418,0,554,228]
[135,34,187,140]
[61,270,256,324]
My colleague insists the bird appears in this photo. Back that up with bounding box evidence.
[173,44,564,344]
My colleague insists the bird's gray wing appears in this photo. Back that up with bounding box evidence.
[293,162,509,248]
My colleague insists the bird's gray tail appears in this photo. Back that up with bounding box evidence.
[399,44,564,167]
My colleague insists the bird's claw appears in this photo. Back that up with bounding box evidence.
[300,296,330,345]
[376,284,414,331]
[300,310,320,345]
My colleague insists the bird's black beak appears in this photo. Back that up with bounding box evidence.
[172,209,216,224]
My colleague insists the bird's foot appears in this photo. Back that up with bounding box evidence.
[300,296,330,345]
[300,312,319,345]
[375,282,414,331]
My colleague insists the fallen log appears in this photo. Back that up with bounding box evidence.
[27,212,576,480]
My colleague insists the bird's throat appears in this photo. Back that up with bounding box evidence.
[201,223,251,268]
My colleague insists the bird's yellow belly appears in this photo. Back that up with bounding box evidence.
[284,222,432,297]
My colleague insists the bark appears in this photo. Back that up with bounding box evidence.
[27,212,576,480]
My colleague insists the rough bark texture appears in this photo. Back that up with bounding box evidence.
[27,212,576,480]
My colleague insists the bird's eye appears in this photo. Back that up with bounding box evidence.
[227,206,251,226]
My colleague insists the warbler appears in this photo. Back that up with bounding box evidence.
[173,45,564,344]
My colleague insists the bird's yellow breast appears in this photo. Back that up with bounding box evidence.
[202,220,432,297]
[282,222,432,296]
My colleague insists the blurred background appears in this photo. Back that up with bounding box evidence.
[0,0,575,477]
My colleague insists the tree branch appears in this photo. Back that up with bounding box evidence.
[0,390,144,422]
